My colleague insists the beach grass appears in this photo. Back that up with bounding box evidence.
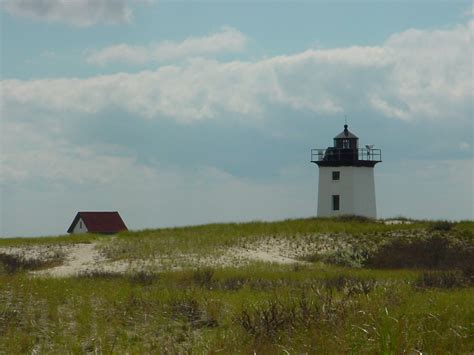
[0,217,473,353]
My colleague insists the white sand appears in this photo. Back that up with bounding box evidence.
[0,243,129,277]
[0,235,331,277]
[33,243,97,277]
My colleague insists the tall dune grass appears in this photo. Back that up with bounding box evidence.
[0,217,473,352]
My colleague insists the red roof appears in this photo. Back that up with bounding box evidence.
[67,211,128,234]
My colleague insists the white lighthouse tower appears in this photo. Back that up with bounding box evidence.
[311,124,381,218]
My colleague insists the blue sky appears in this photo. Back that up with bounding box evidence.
[1,0,472,237]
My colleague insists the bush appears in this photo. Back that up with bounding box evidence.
[171,296,202,323]
[414,271,471,289]
[304,247,369,268]
[170,295,218,328]
[364,235,474,270]
[335,215,374,223]
[237,300,295,338]
[77,271,123,279]
[323,275,377,295]
[236,292,352,339]
[77,271,160,285]
[0,253,61,274]
[0,304,21,335]
[429,221,454,232]
[129,271,159,285]
[192,268,215,289]
[219,276,247,291]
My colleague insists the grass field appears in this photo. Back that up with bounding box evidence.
[1,217,473,353]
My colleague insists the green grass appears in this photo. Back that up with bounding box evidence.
[0,233,101,247]
[97,217,432,261]
[1,266,472,353]
[0,217,473,353]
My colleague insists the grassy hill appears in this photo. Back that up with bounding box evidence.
[1,217,473,353]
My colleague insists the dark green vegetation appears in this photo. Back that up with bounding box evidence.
[1,217,473,353]
[0,252,64,274]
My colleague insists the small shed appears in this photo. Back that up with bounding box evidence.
[67,211,128,234]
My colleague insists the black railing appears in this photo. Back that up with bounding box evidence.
[311,148,382,162]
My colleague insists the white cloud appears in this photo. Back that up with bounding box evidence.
[380,21,473,119]
[2,21,472,123]
[463,4,474,17]
[0,119,316,236]
[378,159,473,220]
[1,0,135,27]
[2,20,473,236]
[86,27,248,65]
[459,142,471,151]
[86,44,150,65]
[153,27,248,61]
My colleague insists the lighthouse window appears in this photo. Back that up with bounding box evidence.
[332,171,340,180]
[332,195,340,211]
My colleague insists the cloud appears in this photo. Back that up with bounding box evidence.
[463,4,474,17]
[0,118,316,236]
[86,27,248,65]
[2,125,472,236]
[379,21,472,119]
[1,0,135,27]
[4,21,472,124]
[2,20,473,235]
[8,17,474,239]
[153,27,248,61]
[459,142,471,151]
[1,21,472,197]
[86,44,150,65]
[378,159,473,220]
[1,160,315,236]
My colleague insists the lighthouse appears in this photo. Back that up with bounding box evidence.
[311,124,381,218]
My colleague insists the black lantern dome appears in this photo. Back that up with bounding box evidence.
[333,124,358,149]
[311,124,381,167]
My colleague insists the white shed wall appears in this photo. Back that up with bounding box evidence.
[72,218,88,234]
[317,166,376,218]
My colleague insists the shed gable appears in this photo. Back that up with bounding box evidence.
[67,211,127,234]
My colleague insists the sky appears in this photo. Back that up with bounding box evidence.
[0,0,473,237]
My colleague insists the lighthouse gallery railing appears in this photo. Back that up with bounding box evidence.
[311,148,382,163]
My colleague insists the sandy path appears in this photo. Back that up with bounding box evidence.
[35,244,305,276]
[33,243,102,277]
[10,242,128,277]
[1,238,311,277]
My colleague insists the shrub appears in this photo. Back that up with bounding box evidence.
[429,221,454,232]
[323,248,369,268]
[304,247,369,268]
[462,264,474,280]
[248,279,279,291]
[364,235,474,270]
[236,291,353,339]
[76,270,159,285]
[192,268,215,289]
[170,295,218,328]
[0,253,62,274]
[0,304,21,335]
[237,300,295,338]
[77,271,123,279]
[323,275,377,295]
[335,215,374,223]
[388,216,413,222]
[171,296,202,323]
[414,271,470,289]
[219,276,247,291]
[129,271,159,285]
